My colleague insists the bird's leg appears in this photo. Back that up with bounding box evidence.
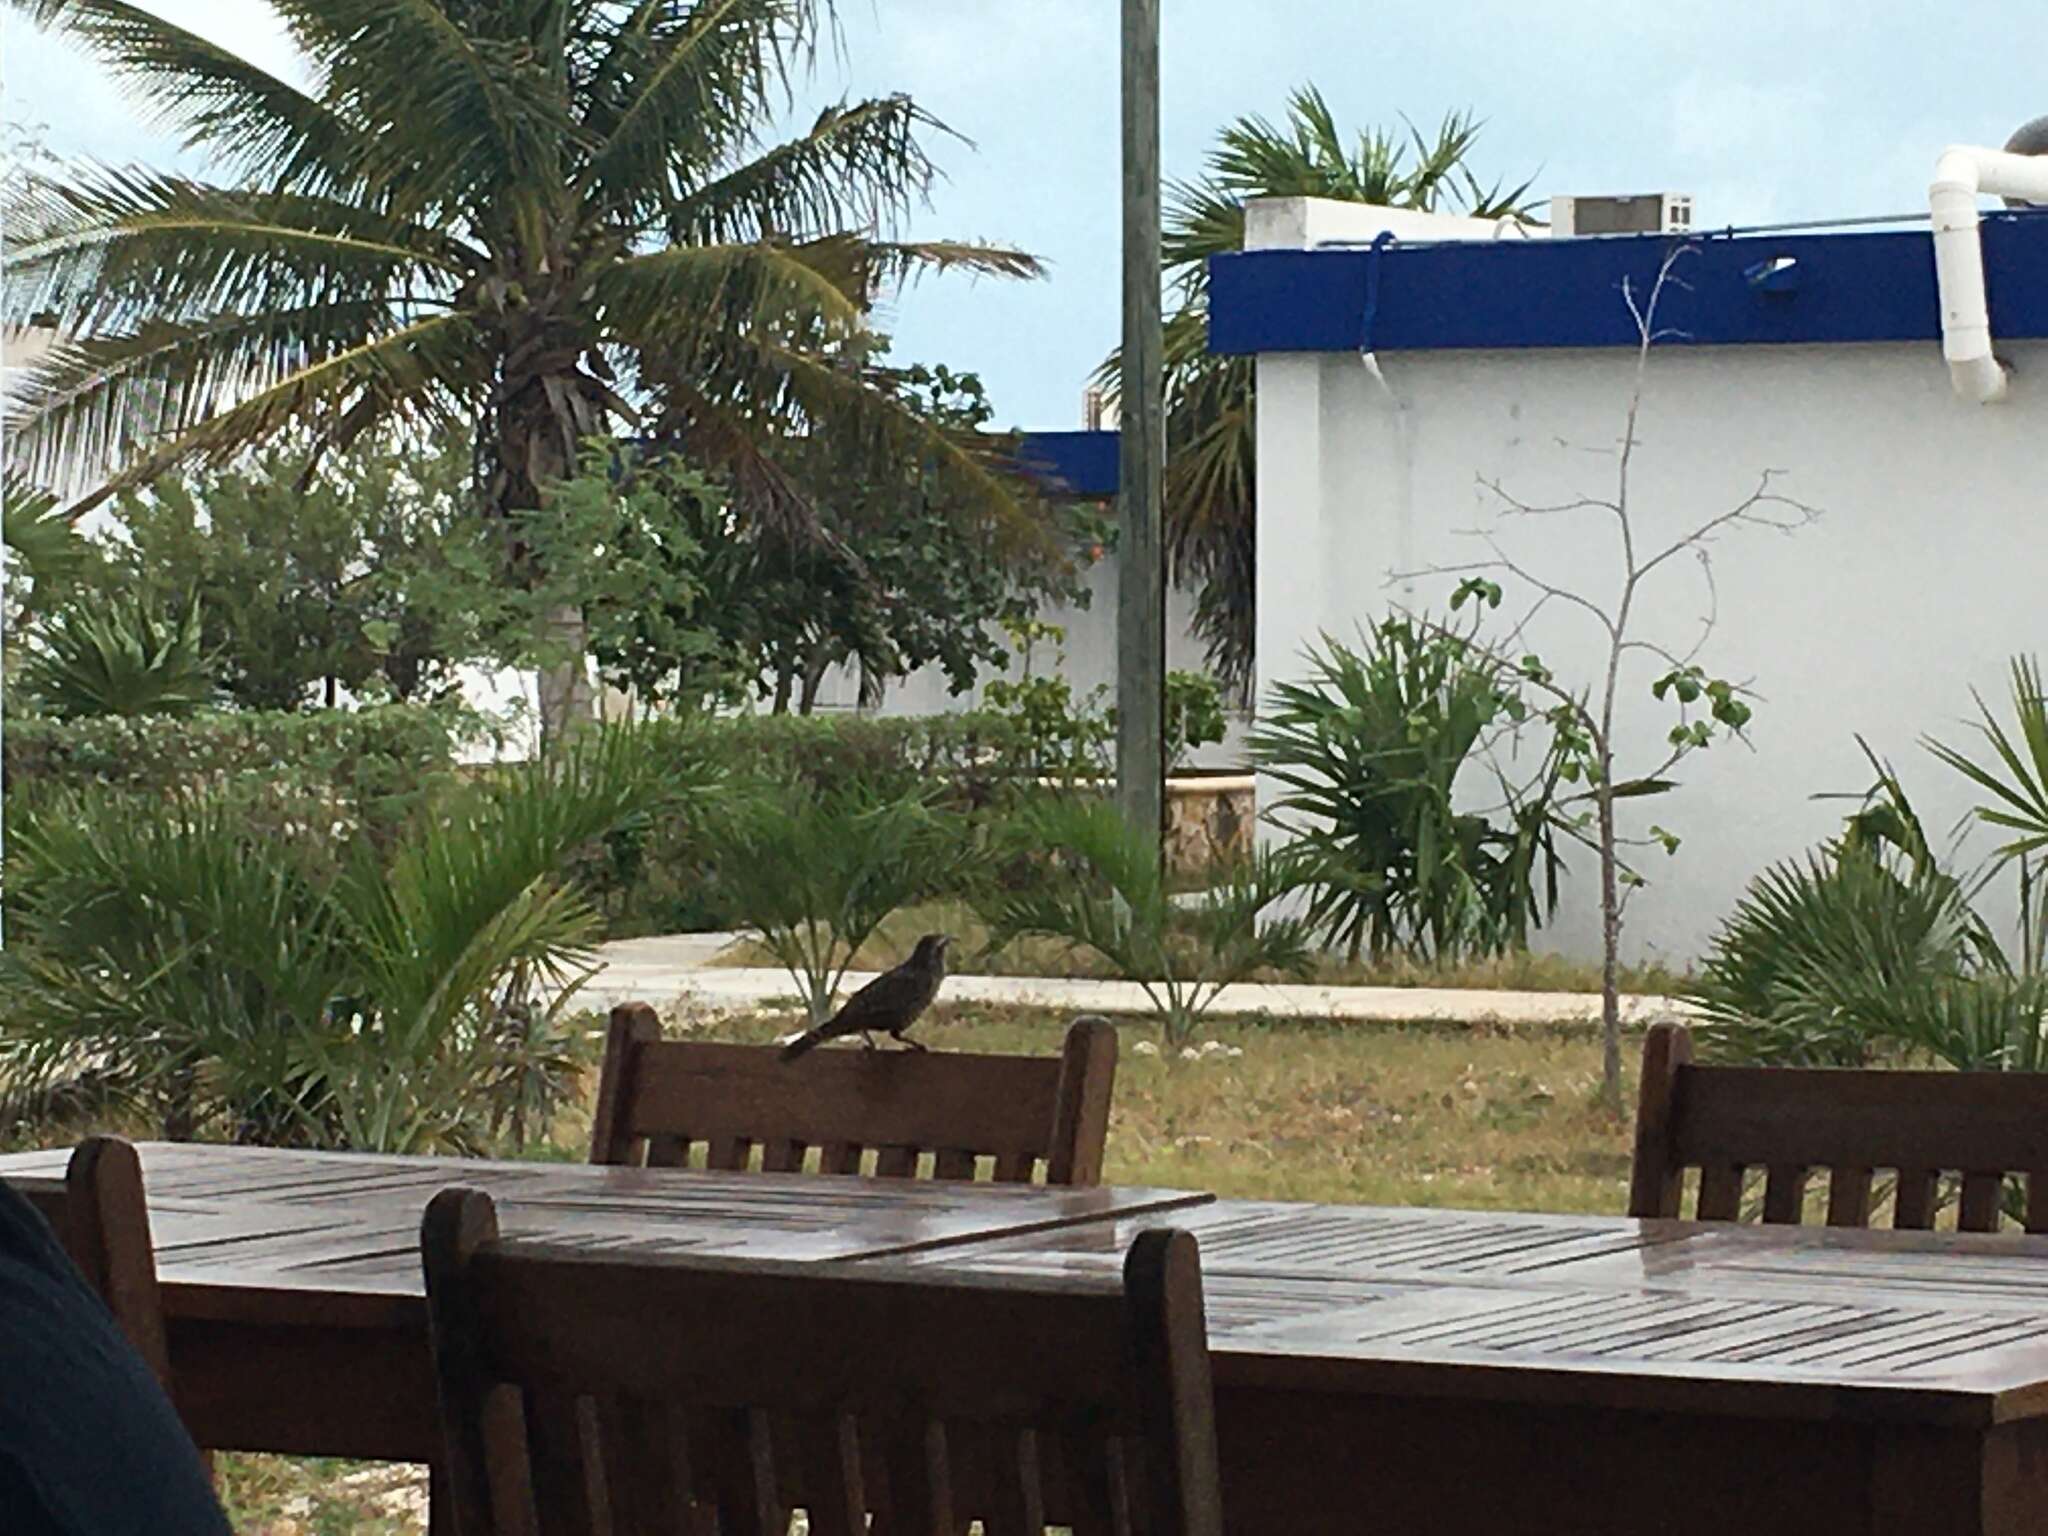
[895,1033,929,1053]
[860,1031,878,1050]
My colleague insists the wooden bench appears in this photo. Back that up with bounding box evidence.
[590,1005,1119,1185]
[1629,1020,2048,1229]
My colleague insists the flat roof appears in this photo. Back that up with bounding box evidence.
[1207,211,2048,355]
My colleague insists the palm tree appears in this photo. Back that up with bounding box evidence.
[1101,86,1536,699]
[5,0,1042,741]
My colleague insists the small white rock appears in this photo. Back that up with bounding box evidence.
[1132,1040,1159,1057]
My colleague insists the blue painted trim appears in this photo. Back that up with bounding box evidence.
[1014,430,1118,498]
[1208,213,2048,355]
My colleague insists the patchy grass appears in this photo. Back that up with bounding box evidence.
[216,1456,425,1534]
[709,898,1688,997]
[658,1001,1637,1211]
[186,1002,1640,1529]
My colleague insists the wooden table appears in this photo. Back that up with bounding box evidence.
[8,1145,2048,1535]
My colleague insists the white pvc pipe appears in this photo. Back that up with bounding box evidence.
[1930,145,2048,402]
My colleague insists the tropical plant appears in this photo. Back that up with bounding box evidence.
[1688,727,2046,1074]
[1925,655,2048,975]
[752,360,1105,714]
[982,795,1316,1046]
[699,781,973,1022]
[20,589,215,718]
[1098,86,1536,696]
[0,723,682,1152]
[7,0,1043,744]
[102,429,501,708]
[1416,247,1815,1108]
[1253,621,1567,964]
[1686,847,1992,1067]
[3,473,97,620]
[1162,669,1229,772]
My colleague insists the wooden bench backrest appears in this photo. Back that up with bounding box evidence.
[20,1136,175,1390]
[1629,1021,2048,1230]
[422,1187,1222,1536]
[589,1006,1119,1186]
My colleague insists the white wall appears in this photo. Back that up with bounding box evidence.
[1258,334,2048,965]
[809,553,1252,769]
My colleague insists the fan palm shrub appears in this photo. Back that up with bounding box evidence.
[700,781,974,1023]
[7,0,1042,741]
[1253,621,1567,965]
[20,590,215,718]
[0,723,684,1152]
[1688,728,2046,1073]
[1099,88,1535,695]
[982,796,1316,1047]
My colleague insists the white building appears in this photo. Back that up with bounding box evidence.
[1228,166,2048,966]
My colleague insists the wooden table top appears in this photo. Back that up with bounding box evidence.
[0,1143,1211,1324]
[9,1144,2048,1429]
[885,1199,2048,1428]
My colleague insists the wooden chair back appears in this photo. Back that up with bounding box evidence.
[589,1005,1119,1186]
[421,1186,1222,1536]
[19,1136,175,1390]
[1629,1021,2048,1230]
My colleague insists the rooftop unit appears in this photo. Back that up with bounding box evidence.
[1550,193,1694,237]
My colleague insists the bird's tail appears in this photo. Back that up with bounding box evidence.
[778,1029,824,1064]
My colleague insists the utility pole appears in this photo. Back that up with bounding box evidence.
[1116,0,1165,852]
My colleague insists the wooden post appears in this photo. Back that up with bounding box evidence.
[1117,0,1165,853]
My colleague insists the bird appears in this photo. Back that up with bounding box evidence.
[778,934,953,1063]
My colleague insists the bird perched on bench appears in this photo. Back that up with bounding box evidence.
[779,934,953,1062]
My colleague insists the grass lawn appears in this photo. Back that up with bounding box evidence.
[215,1002,1635,1530]
[709,899,1691,998]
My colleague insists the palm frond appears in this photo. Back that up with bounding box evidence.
[643,323,1051,552]
[651,94,947,247]
[14,309,480,512]
[267,0,576,217]
[10,0,358,193]
[1926,658,2048,862]
[8,167,468,334]
[580,0,826,214]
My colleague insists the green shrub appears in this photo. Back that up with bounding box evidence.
[698,781,976,1022]
[0,723,683,1152]
[3,704,479,845]
[1253,621,1567,963]
[1686,848,1991,1067]
[20,590,215,719]
[1688,730,2047,1072]
[590,712,1036,935]
[981,795,1317,1046]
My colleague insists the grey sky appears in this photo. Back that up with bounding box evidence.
[6,2,2043,428]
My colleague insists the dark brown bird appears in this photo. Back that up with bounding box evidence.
[778,934,952,1062]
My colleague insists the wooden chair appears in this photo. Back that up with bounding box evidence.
[1629,1020,2048,1230]
[589,1004,1119,1186]
[421,1185,1222,1536]
[19,1135,175,1391]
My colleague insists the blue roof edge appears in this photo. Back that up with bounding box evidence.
[1207,213,2048,355]
[1014,429,1118,498]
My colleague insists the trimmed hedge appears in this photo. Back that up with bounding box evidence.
[685,711,1032,805]
[3,706,472,839]
[2,706,1049,938]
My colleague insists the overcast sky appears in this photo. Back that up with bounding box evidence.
[6,2,2043,428]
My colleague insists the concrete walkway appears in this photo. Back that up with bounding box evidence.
[586,934,1692,1027]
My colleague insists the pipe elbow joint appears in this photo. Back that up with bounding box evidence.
[1949,352,2009,405]
[1933,147,1986,195]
